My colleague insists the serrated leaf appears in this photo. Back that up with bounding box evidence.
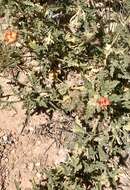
[98,145,107,162]
[73,125,85,135]
[23,1,35,6]
[101,80,120,94]
[29,40,38,50]
[109,94,121,102]
[57,83,68,95]
[123,121,130,131]
[86,104,96,120]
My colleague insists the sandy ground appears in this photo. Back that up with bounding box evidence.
[0,100,69,190]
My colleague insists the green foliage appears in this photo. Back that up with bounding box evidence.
[42,120,128,190]
[0,0,130,189]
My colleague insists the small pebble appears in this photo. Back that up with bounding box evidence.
[3,135,8,142]
[28,162,34,171]
[36,172,42,179]
[35,162,40,167]
[5,158,8,163]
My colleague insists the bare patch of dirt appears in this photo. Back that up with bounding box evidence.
[0,102,70,190]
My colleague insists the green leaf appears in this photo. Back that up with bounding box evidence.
[85,104,96,120]
[29,40,38,50]
[98,145,107,162]
[23,1,35,7]
[109,94,121,102]
[57,83,68,96]
[14,180,21,190]
[73,125,85,135]
[123,121,130,131]
[101,80,120,94]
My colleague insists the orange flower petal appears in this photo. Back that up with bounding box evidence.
[4,29,17,44]
[97,97,111,109]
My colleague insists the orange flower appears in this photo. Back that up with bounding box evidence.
[97,97,111,109]
[4,29,17,44]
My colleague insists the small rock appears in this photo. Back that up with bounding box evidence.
[18,72,28,84]
[3,135,8,143]
[36,172,42,179]
[5,158,8,163]
[54,147,68,165]
[28,162,34,171]
[35,162,40,167]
